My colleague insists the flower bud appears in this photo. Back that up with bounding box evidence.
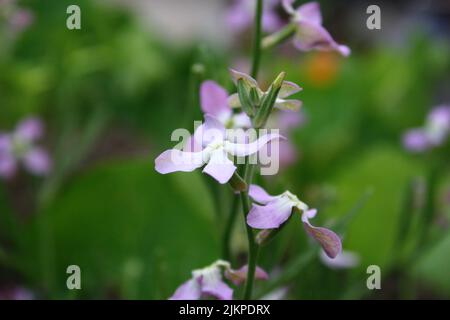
[253,72,286,128]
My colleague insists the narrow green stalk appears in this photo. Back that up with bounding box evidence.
[222,195,240,261]
[262,23,296,50]
[250,0,263,79]
[240,160,258,299]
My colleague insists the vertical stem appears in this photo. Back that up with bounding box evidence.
[240,0,264,300]
[222,194,240,261]
[250,0,263,79]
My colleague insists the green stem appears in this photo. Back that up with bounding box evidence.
[222,194,240,261]
[240,161,258,299]
[262,23,296,50]
[250,0,263,79]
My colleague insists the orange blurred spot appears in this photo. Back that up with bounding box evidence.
[305,52,341,87]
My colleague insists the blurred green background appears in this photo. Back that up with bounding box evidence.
[0,0,449,299]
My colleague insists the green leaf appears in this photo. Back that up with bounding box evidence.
[18,158,219,299]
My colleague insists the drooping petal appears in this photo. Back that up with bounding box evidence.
[278,81,302,99]
[202,149,236,184]
[15,117,43,142]
[194,114,226,148]
[296,2,322,25]
[249,184,277,204]
[196,266,233,300]
[23,147,51,175]
[402,129,429,152]
[301,209,342,258]
[224,265,269,286]
[169,278,202,300]
[225,133,285,157]
[155,149,207,174]
[319,250,360,269]
[275,99,302,112]
[201,279,233,300]
[229,68,258,88]
[247,196,295,229]
[294,21,351,57]
[200,80,230,117]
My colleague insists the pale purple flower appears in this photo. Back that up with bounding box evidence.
[155,115,284,184]
[319,249,359,269]
[226,0,283,34]
[402,104,450,152]
[169,260,268,300]
[402,129,430,152]
[228,69,303,112]
[0,117,51,179]
[200,80,251,129]
[247,184,342,258]
[0,286,33,300]
[282,0,350,57]
[9,8,34,33]
[425,105,450,146]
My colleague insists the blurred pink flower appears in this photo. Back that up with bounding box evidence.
[169,260,268,300]
[247,184,342,258]
[0,117,52,179]
[0,286,33,300]
[226,0,284,34]
[402,104,450,152]
[282,0,350,56]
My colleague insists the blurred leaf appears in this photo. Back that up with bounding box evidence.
[326,146,423,271]
[18,158,219,299]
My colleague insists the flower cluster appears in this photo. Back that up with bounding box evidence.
[155,0,351,300]
[0,117,51,179]
[403,104,450,152]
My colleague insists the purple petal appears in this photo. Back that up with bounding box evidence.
[225,265,269,286]
[296,2,322,25]
[155,149,206,174]
[169,278,202,300]
[15,117,43,142]
[194,114,226,148]
[402,129,429,152]
[200,81,230,117]
[262,10,284,33]
[23,147,51,175]
[202,150,236,184]
[225,133,285,157]
[226,2,252,32]
[278,110,305,131]
[428,105,450,128]
[278,141,298,167]
[294,21,351,57]
[247,197,295,229]
[249,184,277,204]
[301,209,342,258]
[201,279,233,300]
